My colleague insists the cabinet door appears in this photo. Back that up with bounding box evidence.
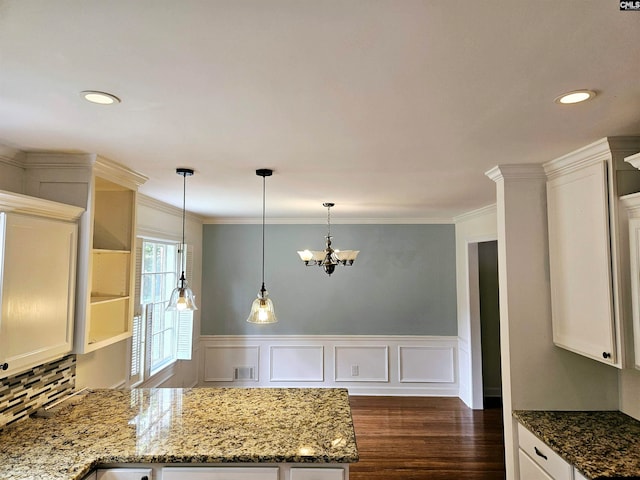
[627,216,640,370]
[573,469,588,480]
[517,424,572,480]
[519,449,554,480]
[0,213,77,376]
[547,160,617,364]
[162,467,279,480]
[290,468,345,480]
[97,468,152,480]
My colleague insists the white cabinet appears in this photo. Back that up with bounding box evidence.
[518,449,554,480]
[0,191,82,377]
[290,468,345,480]
[573,470,588,480]
[23,153,146,353]
[162,467,279,480]
[622,151,640,370]
[97,468,152,480]
[517,423,572,480]
[544,137,640,367]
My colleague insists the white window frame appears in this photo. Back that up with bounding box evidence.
[129,238,193,386]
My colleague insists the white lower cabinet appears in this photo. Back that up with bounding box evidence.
[519,449,554,480]
[517,424,572,480]
[93,465,349,479]
[97,469,152,480]
[162,467,279,480]
[290,468,344,480]
[573,470,588,480]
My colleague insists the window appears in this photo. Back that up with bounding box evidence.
[129,239,193,385]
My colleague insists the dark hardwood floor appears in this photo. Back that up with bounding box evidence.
[348,396,505,480]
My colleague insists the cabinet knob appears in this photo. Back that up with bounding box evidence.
[141,477,149,480]
[0,363,8,371]
[602,352,611,359]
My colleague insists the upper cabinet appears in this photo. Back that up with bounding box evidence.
[0,190,83,377]
[621,151,640,371]
[23,153,147,353]
[544,137,640,368]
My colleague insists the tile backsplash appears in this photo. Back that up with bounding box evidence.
[0,355,76,430]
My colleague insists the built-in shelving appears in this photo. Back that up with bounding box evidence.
[22,154,147,354]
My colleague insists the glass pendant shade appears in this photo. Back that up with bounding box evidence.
[246,284,277,324]
[167,272,198,311]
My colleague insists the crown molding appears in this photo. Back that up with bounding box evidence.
[0,144,25,167]
[625,151,640,171]
[453,204,497,224]
[485,164,546,183]
[544,136,640,179]
[203,216,455,225]
[94,156,148,189]
[137,193,204,223]
[0,189,84,221]
[23,151,97,168]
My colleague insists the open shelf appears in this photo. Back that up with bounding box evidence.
[90,295,130,305]
[93,248,131,255]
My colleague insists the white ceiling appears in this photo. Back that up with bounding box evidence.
[1,0,639,221]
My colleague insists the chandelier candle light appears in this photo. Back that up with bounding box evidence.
[166,168,198,311]
[247,168,277,324]
[297,202,360,276]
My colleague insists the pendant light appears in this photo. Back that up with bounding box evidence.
[247,168,277,324]
[166,168,198,311]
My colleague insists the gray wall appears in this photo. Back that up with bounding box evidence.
[201,223,457,335]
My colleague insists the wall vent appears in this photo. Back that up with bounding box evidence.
[234,366,255,380]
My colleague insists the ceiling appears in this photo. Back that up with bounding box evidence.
[1,1,639,222]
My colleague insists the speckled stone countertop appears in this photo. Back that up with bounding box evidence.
[514,410,640,479]
[0,387,359,480]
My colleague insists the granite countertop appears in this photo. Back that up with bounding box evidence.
[514,410,640,479]
[0,387,359,480]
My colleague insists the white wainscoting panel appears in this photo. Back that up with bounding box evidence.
[334,346,389,382]
[398,345,455,383]
[457,337,472,407]
[203,345,260,382]
[270,346,324,382]
[199,335,459,396]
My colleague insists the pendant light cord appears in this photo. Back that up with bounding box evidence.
[175,168,193,283]
[182,171,186,264]
[261,173,266,289]
[179,171,187,281]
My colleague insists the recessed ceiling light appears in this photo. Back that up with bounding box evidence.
[554,90,596,105]
[80,90,121,105]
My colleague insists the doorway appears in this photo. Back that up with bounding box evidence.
[478,240,501,408]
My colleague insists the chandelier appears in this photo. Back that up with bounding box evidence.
[297,202,359,276]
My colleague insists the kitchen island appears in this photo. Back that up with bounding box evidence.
[0,387,359,480]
